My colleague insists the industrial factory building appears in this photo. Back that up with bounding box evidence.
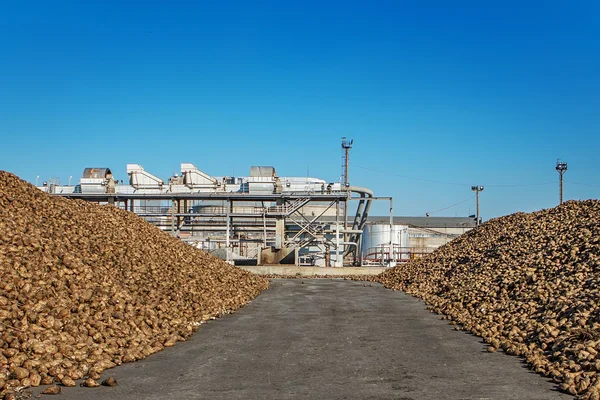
[359,216,475,265]
[42,162,476,267]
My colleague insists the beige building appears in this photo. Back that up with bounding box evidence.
[366,216,476,249]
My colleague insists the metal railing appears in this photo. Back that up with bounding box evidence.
[362,246,435,264]
[266,198,311,216]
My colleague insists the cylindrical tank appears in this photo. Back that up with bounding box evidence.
[361,223,409,260]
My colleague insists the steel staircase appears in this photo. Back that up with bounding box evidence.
[265,198,311,216]
[286,214,327,248]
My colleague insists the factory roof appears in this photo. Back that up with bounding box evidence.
[321,215,477,228]
[366,216,477,228]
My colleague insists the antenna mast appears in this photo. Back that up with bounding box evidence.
[341,137,353,187]
[555,159,568,204]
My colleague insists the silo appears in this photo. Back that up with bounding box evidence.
[361,223,409,262]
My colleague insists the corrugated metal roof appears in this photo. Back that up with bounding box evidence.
[366,216,476,228]
[321,215,477,228]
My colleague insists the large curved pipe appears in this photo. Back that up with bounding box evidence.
[344,186,373,259]
[340,242,358,251]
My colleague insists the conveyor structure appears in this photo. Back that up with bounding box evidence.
[44,162,375,266]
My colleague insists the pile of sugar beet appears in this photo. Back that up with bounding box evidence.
[379,199,600,399]
[0,171,268,398]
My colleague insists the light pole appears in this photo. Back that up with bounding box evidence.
[36,176,39,186]
[555,160,567,204]
[341,137,353,188]
[471,185,484,226]
[68,176,73,186]
[341,137,354,249]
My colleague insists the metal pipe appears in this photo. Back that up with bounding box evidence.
[344,186,374,259]
[324,229,363,234]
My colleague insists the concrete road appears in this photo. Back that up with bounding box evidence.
[33,279,571,399]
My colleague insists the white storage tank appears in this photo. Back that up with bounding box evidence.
[361,223,409,263]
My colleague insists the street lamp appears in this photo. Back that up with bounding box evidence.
[36,176,39,186]
[471,185,484,226]
[555,160,567,204]
[69,176,73,186]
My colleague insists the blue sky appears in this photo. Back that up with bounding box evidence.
[1,1,599,220]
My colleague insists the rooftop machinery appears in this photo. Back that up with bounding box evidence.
[43,162,375,267]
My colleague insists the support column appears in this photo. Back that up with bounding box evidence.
[170,199,175,235]
[275,218,285,250]
[176,199,181,229]
[226,199,231,263]
[263,210,267,247]
[179,199,187,229]
[335,200,342,267]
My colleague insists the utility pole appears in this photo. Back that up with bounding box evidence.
[555,159,567,204]
[471,185,484,226]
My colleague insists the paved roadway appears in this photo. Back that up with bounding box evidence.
[34,279,571,400]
